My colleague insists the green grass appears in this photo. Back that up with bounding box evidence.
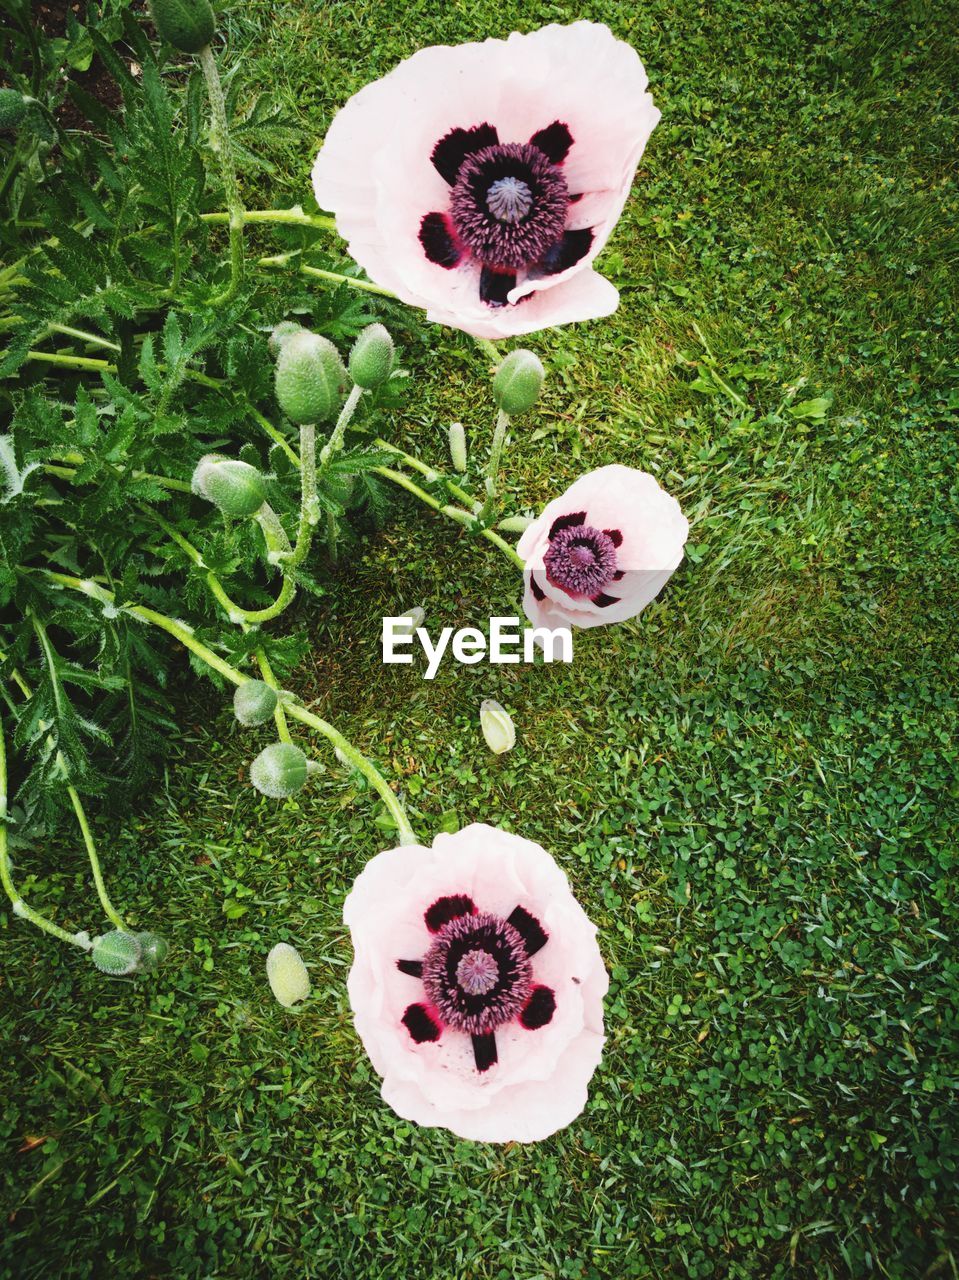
[2,0,958,1275]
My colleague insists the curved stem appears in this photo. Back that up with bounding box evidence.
[0,716,92,950]
[255,648,292,745]
[373,437,480,512]
[66,782,126,931]
[38,572,417,844]
[374,466,524,569]
[198,44,245,307]
[320,384,364,465]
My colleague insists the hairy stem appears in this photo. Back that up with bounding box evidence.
[198,44,244,307]
[255,648,292,745]
[66,782,126,931]
[320,384,364,465]
[201,208,336,231]
[257,254,397,298]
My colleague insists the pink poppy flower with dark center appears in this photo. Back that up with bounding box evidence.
[518,464,689,631]
[343,824,608,1142]
[312,23,660,339]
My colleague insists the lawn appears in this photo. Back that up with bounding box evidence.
[1,0,958,1276]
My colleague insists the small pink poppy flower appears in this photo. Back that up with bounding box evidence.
[312,23,660,339]
[343,823,608,1143]
[518,464,689,631]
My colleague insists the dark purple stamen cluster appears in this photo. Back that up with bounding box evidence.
[422,911,532,1035]
[450,142,569,270]
[397,895,555,1072]
[544,523,620,597]
[420,119,596,308]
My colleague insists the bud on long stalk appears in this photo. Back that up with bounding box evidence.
[148,0,215,53]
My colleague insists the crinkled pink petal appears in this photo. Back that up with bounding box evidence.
[343,824,608,1141]
[312,23,658,338]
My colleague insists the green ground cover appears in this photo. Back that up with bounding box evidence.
[1,0,957,1275]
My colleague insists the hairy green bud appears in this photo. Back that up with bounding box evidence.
[92,930,142,976]
[134,932,169,971]
[0,89,29,131]
[147,0,215,54]
[348,323,394,389]
[192,455,267,518]
[492,349,545,416]
[448,421,468,473]
[275,331,347,424]
[250,742,310,798]
[266,942,311,1007]
[268,321,306,358]
[233,681,279,727]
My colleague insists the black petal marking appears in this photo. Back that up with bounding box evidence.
[539,228,594,276]
[549,511,587,540]
[612,570,625,582]
[419,212,462,268]
[569,192,584,203]
[431,123,499,185]
[397,959,424,978]
[472,1031,498,1072]
[425,894,476,933]
[402,1003,441,1043]
[479,266,516,307]
[592,592,621,608]
[529,121,574,164]
[507,905,548,957]
[529,574,546,602]
[519,985,556,1030]
[604,528,623,547]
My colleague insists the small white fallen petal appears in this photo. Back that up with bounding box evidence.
[480,699,516,754]
[266,942,311,1008]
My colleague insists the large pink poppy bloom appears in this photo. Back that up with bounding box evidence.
[312,23,660,339]
[343,823,608,1142]
[518,464,689,631]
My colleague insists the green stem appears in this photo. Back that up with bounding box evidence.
[66,783,126,931]
[198,44,244,307]
[257,254,397,298]
[39,572,417,845]
[46,323,121,353]
[22,350,222,390]
[201,208,336,232]
[373,437,480,513]
[486,408,510,499]
[255,649,292,745]
[320,384,364,465]
[0,716,92,950]
[374,466,523,568]
[474,337,500,364]
[44,459,192,494]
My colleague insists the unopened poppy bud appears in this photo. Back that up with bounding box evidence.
[448,421,468,472]
[348,323,394,388]
[275,330,347,424]
[92,930,142,976]
[134,932,169,971]
[392,607,425,637]
[268,320,306,358]
[233,681,279,727]
[492,350,545,416]
[192,455,266,518]
[0,89,29,131]
[250,742,312,798]
[497,514,533,533]
[147,0,215,54]
[266,942,311,1007]
[480,699,516,755]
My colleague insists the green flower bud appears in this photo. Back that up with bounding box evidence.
[266,942,311,1007]
[233,681,279,727]
[268,321,306,358]
[392,607,425,637]
[275,331,347,424]
[134,932,169,971]
[92,930,142,976]
[348,323,394,389]
[250,742,310,798]
[492,349,545,416]
[497,514,533,533]
[480,699,516,755]
[192,455,267,518]
[448,421,468,473]
[147,0,215,54]
[0,89,29,131]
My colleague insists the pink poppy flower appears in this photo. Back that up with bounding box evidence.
[312,23,660,339]
[343,823,608,1142]
[518,464,689,631]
